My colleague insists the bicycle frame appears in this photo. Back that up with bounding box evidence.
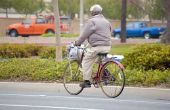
[92,63,104,87]
[79,48,107,86]
[74,45,124,87]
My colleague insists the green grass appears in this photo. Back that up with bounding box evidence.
[41,33,79,38]
[110,44,137,55]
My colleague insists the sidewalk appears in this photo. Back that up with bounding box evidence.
[0,37,160,45]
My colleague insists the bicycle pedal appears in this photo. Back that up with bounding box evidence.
[79,67,83,72]
[92,82,100,88]
[94,84,100,88]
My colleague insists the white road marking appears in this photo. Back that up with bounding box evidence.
[125,86,170,91]
[0,93,170,105]
[0,104,102,110]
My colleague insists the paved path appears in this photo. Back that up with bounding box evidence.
[0,37,160,45]
[0,82,169,110]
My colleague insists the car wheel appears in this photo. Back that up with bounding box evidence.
[46,29,54,34]
[144,32,150,39]
[114,33,120,39]
[9,30,18,37]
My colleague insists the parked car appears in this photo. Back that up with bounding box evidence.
[112,22,166,39]
[6,17,69,37]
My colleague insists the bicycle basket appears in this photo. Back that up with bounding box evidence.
[67,44,83,60]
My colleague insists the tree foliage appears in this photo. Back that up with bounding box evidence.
[0,0,13,17]
[0,0,46,17]
[56,0,166,20]
[151,0,166,20]
[142,0,166,21]
[84,0,122,19]
[0,0,13,9]
[60,0,79,19]
[12,0,45,16]
[0,0,168,21]
[127,0,144,19]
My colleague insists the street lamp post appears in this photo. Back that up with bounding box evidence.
[121,0,127,43]
[52,0,62,61]
[80,0,84,33]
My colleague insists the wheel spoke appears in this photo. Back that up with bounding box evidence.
[100,61,125,98]
[63,60,84,95]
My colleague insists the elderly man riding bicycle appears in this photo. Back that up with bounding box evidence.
[74,4,112,88]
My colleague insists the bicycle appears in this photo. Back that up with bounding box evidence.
[63,44,125,98]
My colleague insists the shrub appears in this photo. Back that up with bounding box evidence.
[122,44,170,70]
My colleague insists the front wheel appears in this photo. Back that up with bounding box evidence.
[9,30,18,37]
[63,60,84,95]
[114,33,120,39]
[46,29,54,34]
[100,61,125,98]
[144,32,150,39]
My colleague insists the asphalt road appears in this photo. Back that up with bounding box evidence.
[0,82,170,110]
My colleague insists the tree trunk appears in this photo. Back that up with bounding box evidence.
[120,0,127,43]
[52,0,62,61]
[161,0,170,44]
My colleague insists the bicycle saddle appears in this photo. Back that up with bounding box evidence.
[97,53,108,57]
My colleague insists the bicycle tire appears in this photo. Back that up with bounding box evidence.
[63,60,84,95]
[99,60,125,98]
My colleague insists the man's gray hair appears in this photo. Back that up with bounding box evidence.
[90,4,102,13]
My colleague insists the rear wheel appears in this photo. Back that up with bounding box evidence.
[9,30,18,37]
[63,60,84,95]
[100,61,125,98]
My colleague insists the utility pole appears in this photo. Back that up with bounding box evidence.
[80,0,84,33]
[161,0,170,44]
[52,0,62,61]
[120,0,127,43]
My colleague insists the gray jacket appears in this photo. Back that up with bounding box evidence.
[75,14,111,47]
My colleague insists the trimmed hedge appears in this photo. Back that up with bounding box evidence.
[0,58,67,81]
[0,44,66,59]
[125,68,170,87]
[122,44,170,70]
[38,46,67,59]
[0,44,41,58]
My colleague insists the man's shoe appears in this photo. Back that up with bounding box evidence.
[80,80,91,88]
